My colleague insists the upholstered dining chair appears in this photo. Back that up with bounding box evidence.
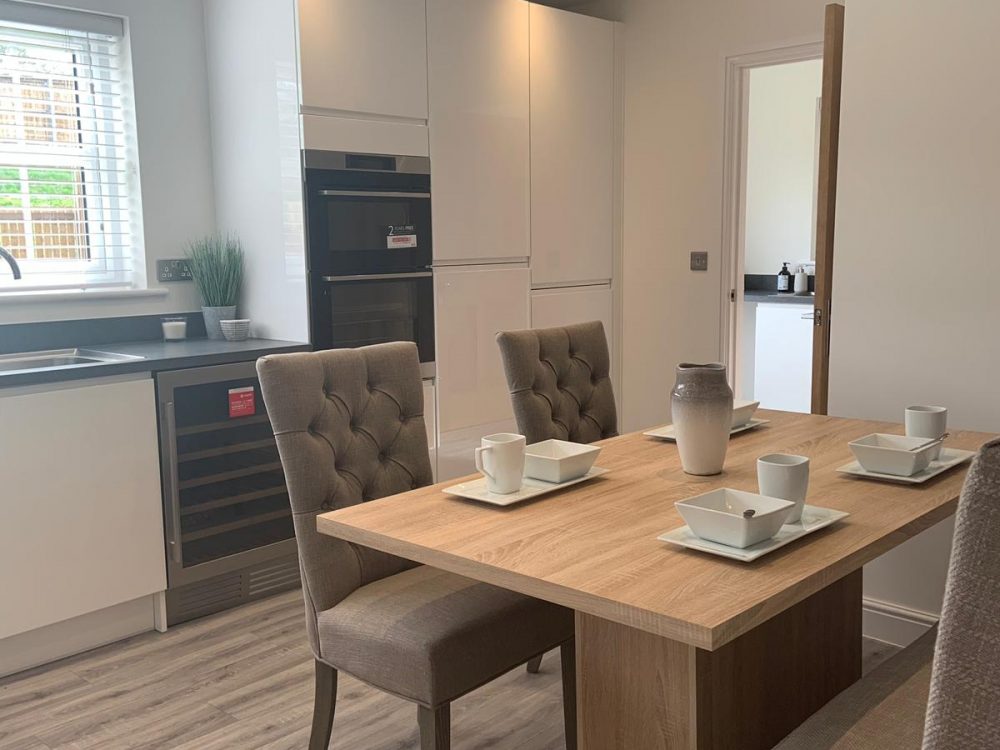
[774,437,1000,750]
[496,320,618,445]
[257,342,576,750]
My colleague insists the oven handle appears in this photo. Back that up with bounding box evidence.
[322,271,433,282]
[317,189,431,199]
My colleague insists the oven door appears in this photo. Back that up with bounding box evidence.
[311,272,435,375]
[306,184,432,276]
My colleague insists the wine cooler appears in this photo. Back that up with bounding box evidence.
[157,361,299,625]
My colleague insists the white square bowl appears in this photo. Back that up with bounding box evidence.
[731,399,760,428]
[848,433,937,477]
[675,488,794,549]
[523,439,601,484]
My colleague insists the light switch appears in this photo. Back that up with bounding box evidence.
[690,251,708,271]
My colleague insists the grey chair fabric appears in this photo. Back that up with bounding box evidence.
[923,437,1000,750]
[774,627,936,750]
[257,342,574,708]
[258,343,432,657]
[318,565,572,705]
[496,321,617,445]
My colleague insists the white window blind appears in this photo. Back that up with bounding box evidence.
[0,1,140,292]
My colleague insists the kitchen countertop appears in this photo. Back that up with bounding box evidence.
[744,292,815,305]
[0,337,310,389]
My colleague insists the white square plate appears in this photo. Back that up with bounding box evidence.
[643,418,769,442]
[657,504,850,562]
[442,466,609,507]
[837,447,975,484]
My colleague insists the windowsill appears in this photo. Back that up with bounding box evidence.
[0,287,170,305]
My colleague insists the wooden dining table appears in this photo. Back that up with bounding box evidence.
[316,410,993,749]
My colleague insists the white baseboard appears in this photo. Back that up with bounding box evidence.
[0,594,156,678]
[862,596,938,648]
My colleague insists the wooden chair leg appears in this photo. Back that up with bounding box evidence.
[418,703,451,750]
[526,654,544,673]
[309,660,337,750]
[560,640,577,750]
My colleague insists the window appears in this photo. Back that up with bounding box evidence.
[0,1,140,292]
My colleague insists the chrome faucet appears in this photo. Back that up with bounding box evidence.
[0,246,21,280]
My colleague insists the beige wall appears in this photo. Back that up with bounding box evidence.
[745,60,822,275]
[830,0,1000,618]
[577,0,827,431]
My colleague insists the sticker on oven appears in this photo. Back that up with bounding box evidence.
[228,386,256,418]
[387,225,417,249]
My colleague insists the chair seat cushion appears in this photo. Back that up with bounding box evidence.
[775,626,937,750]
[317,565,574,706]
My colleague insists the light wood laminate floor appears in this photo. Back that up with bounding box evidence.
[0,589,901,750]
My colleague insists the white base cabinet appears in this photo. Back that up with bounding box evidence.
[753,304,814,413]
[0,376,165,641]
[531,284,612,336]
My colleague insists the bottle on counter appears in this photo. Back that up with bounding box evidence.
[793,265,809,295]
[777,262,792,293]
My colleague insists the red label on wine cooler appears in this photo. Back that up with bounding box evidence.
[228,386,256,418]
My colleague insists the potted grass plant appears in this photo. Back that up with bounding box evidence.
[187,234,244,340]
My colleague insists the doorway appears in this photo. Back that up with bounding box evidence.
[721,5,845,415]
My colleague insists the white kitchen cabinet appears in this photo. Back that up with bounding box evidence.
[434,265,529,478]
[0,376,165,641]
[427,0,530,263]
[422,379,438,481]
[296,0,428,120]
[754,303,814,413]
[529,5,614,285]
[531,284,612,337]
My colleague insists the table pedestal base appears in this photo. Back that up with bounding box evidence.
[577,570,862,749]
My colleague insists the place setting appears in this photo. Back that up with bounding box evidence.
[838,405,975,483]
[442,432,609,507]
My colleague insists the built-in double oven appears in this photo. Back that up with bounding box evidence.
[304,150,435,376]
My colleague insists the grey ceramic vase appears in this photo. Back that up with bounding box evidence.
[202,305,237,340]
[671,363,734,476]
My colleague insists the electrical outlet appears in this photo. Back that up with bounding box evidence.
[157,259,193,282]
[690,251,709,271]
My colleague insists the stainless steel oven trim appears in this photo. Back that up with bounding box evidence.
[317,189,431,199]
[321,271,432,282]
[303,149,430,174]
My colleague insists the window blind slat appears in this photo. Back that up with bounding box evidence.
[0,1,123,38]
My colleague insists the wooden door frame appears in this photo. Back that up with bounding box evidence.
[720,3,845,414]
[811,3,845,414]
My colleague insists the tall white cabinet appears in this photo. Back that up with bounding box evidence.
[529,4,615,286]
[434,266,530,478]
[427,0,530,263]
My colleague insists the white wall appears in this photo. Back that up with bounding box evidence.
[830,0,1000,620]
[1,0,216,324]
[744,60,822,275]
[571,0,827,431]
[203,0,307,342]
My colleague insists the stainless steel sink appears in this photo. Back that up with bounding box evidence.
[0,348,145,375]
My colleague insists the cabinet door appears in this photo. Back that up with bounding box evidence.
[427,0,529,262]
[530,5,614,285]
[297,0,428,120]
[434,266,529,477]
[0,377,165,639]
[753,304,814,413]
[531,285,612,339]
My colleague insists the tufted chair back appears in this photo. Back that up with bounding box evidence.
[256,342,433,658]
[496,321,618,445]
[923,437,1000,749]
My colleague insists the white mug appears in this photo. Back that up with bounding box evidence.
[475,433,525,494]
[757,453,810,524]
[905,406,947,461]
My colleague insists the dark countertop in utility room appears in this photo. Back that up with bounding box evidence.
[0,337,310,389]
[743,292,815,305]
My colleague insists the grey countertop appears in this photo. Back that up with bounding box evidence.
[744,292,815,305]
[0,337,310,389]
